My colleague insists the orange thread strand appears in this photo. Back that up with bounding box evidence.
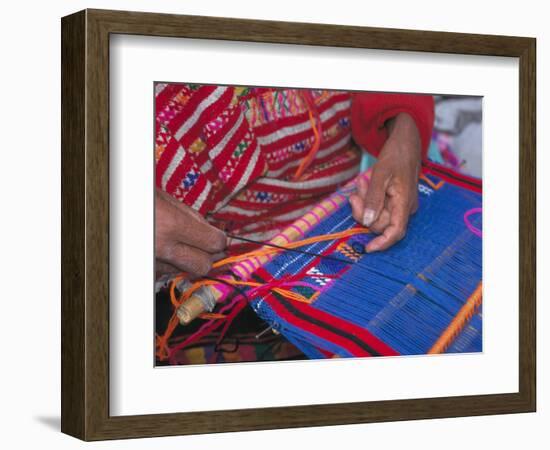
[158,227,370,359]
[199,313,227,320]
[420,173,445,190]
[157,278,220,360]
[213,228,369,269]
[294,91,322,180]
[294,108,321,179]
[218,280,313,304]
[428,282,483,354]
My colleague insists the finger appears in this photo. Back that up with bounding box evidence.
[155,260,180,279]
[159,242,215,276]
[157,191,227,253]
[366,223,406,253]
[211,251,227,262]
[349,177,369,224]
[366,197,409,253]
[369,207,391,234]
[349,193,365,224]
[410,188,419,214]
[357,176,368,199]
[172,207,226,253]
[362,166,390,227]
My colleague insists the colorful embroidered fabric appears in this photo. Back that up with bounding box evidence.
[158,167,482,362]
[246,170,482,357]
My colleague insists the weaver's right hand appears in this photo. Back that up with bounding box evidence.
[349,112,421,253]
[155,188,227,278]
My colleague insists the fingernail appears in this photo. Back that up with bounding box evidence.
[363,209,376,227]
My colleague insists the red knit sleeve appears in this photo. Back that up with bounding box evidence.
[350,92,435,159]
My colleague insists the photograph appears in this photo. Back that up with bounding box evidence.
[154,83,483,366]
[0,0,543,443]
[55,6,536,441]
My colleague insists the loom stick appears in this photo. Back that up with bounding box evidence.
[428,282,483,354]
[176,171,370,325]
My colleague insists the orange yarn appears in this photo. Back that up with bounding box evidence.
[420,173,445,190]
[157,227,371,360]
[156,278,219,360]
[214,228,370,269]
[198,312,227,320]
[294,91,322,180]
[428,282,482,354]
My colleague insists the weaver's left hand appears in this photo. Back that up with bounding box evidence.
[350,112,421,253]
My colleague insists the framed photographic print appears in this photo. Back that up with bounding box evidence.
[61,9,536,441]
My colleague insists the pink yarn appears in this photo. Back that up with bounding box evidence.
[464,208,482,238]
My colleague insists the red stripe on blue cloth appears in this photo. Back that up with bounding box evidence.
[422,161,482,193]
[255,266,398,357]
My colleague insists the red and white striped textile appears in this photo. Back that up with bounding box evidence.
[155,84,434,248]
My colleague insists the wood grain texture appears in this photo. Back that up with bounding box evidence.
[518,37,536,410]
[60,8,537,441]
[61,10,86,438]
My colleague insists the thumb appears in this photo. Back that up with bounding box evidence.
[362,168,389,227]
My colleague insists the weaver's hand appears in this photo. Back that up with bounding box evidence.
[350,112,421,253]
[155,188,227,278]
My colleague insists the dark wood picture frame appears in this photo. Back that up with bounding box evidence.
[61,8,536,441]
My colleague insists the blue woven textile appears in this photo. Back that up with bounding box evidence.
[250,173,482,358]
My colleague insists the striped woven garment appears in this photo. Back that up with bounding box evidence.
[155,83,434,249]
[195,165,482,360]
[155,84,360,246]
